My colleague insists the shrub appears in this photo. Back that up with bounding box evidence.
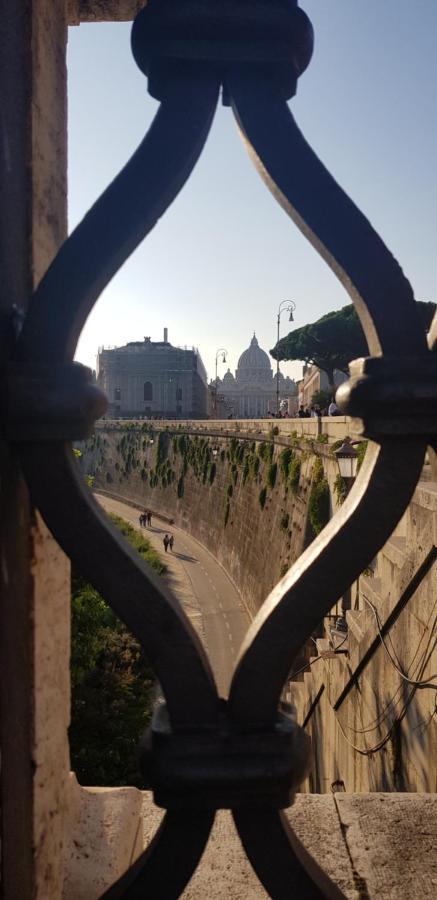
[226,483,233,498]
[259,486,267,509]
[70,514,165,787]
[267,462,277,489]
[279,448,293,482]
[209,462,216,485]
[308,475,330,536]
[289,457,301,494]
[105,472,113,483]
[258,441,274,463]
[251,454,260,478]
[224,501,230,527]
[334,474,347,506]
[177,475,184,498]
[280,512,289,532]
[312,457,324,483]
[356,440,368,471]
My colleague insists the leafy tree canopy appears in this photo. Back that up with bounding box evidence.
[271,302,436,387]
[70,514,165,787]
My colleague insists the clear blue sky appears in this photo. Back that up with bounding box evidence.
[68,0,437,382]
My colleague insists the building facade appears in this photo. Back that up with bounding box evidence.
[297,364,348,409]
[215,334,297,418]
[97,330,208,418]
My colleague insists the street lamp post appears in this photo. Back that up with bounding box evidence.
[276,300,296,416]
[214,348,227,418]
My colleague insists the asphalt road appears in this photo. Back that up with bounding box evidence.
[97,494,250,698]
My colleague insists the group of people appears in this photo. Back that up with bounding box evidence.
[138,509,175,553]
[298,399,340,418]
[139,509,152,527]
[163,534,174,553]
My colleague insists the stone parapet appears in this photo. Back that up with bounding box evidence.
[62,784,437,898]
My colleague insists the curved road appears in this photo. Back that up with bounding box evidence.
[97,494,250,697]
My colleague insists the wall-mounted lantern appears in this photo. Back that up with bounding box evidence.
[334,436,358,487]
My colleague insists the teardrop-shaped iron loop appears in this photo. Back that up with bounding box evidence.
[16,76,221,364]
[227,73,428,727]
[19,443,219,728]
[101,810,215,899]
[234,809,346,900]
[15,76,222,730]
[229,72,427,358]
[15,77,222,895]
[229,440,426,728]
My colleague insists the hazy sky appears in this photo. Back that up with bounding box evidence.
[68,1,437,383]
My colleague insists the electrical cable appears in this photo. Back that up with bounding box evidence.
[363,597,437,689]
[343,616,437,736]
[335,627,436,754]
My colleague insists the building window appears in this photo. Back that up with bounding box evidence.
[114,387,121,401]
[176,387,182,401]
[144,381,153,401]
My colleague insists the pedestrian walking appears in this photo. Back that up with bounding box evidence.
[163,534,169,552]
[139,514,144,527]
[169,535,174,551]
[148,511,152,526]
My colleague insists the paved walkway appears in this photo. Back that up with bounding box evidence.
[97,494,250,698]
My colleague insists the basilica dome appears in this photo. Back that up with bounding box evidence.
[237,334,272,372]
[223,368,236,385]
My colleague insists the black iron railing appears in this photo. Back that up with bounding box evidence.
[5,1,437,897]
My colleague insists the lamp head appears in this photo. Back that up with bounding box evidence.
[334,436,358,480]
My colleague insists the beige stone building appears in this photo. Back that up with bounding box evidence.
[97,329,208,419]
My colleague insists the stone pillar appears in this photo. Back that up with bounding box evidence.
[0,2,70,896]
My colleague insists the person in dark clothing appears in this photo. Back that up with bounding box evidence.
[169,535,174,551]
[163,534,169,552]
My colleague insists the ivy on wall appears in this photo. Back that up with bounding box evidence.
[308,458,330,537]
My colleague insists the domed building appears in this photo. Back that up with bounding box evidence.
[215,334,297,418]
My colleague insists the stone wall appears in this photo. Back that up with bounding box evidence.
[81,423,336,617]
[291,480,437,794]
[81,421,436,794]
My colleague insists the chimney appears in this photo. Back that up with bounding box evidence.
[164,327,168,343]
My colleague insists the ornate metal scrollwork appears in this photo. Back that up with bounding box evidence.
[7,1,436,896]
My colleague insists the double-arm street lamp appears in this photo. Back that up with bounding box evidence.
[276,300,296,416]
[214,348,227,417]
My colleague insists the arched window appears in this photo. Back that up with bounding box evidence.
[114,387,121,401]
[143,381,153,401]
